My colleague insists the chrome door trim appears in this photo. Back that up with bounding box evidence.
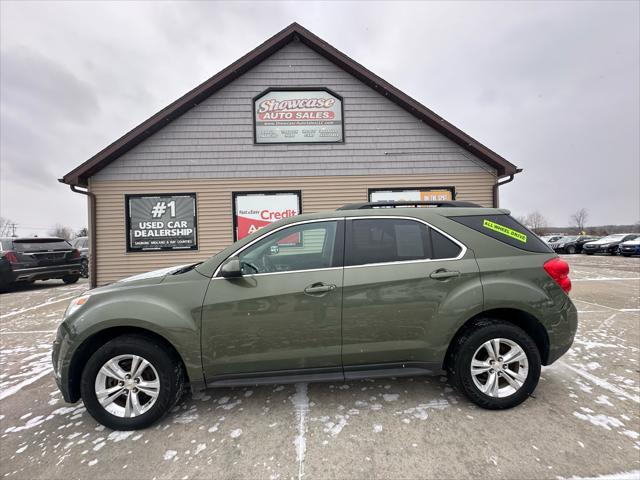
[212,214,468,278]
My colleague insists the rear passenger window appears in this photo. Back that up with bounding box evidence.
[346,218,436,266]
[450,214,552,253]
[431,229,462,259]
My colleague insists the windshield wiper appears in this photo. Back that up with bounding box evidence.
[172,262,203,275]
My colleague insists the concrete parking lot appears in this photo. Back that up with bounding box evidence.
[0,255,638,480]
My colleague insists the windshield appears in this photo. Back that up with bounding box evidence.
[13,239,71,252]
[560,236,577,242]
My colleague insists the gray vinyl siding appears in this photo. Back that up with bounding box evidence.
[94,40,496,181]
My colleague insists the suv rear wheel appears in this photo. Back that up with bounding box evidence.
[448,319,541,409]
[80,335,185,430]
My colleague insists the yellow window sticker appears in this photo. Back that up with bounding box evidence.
[483,219,527,243]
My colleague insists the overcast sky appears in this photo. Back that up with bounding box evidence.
[1,0,638,237]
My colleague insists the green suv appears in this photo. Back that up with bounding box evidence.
[52,201,577,430]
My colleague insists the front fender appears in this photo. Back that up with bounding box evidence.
[60,269,209,392]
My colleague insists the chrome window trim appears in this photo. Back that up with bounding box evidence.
[212,217,344,278]
[343,215,467,269]
[212,214,467,278]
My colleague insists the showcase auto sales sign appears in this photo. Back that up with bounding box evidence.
[234,193,300,240]
[254,89,343,143]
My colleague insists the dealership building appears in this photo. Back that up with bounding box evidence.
[62,23,520,287]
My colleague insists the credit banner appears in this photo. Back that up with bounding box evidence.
[127,194,197,251]
[234,192,301,241]
[369,188,454,203]
[254,89,343,143]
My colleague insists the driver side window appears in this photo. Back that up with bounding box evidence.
[239,221,340,274]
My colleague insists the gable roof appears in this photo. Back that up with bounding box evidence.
[61,22,519,187]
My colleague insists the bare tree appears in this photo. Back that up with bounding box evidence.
[570,208,589,232]
[525,211,548,233]
[49,224,73,240]
[0,217,12,237]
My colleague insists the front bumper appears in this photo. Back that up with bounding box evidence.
[583,245,617,254]
[620,247,640,255]
[52,321,78,403]
[12,263,81,282]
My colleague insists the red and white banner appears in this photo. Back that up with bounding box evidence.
[234,192,301,240]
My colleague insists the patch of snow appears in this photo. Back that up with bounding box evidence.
[163,450,177,461]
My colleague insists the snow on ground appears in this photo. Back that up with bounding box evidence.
[0,256,638,479]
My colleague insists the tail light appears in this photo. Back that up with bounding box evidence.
[544,257,571,294]
[3,251,18,263]
[70,249,81,259]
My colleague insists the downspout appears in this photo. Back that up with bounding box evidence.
[492,168,523,208]
[65,182,97,288]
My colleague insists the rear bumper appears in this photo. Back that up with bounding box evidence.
[11,264,81,282]
[546,297,578,365]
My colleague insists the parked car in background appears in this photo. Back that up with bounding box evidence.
[53,201,577,430]
[549,235,600,254]
[71,236,89,278]
[582,234,639,255]
[0,237,82,291]
[619,238,640,257]
[541,235,564,244]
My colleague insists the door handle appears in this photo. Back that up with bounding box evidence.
[429,269,460,280]
[304,283,336,295]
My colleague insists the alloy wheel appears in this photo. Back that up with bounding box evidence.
[94,354,160,418]
[470,338,529,398]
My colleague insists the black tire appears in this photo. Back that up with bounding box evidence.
[585,252,594,255]
[447,319,541,410]
[566,245,576,254]
[62,275,79,284]
[80,259,89,279]
[80,334,185,430]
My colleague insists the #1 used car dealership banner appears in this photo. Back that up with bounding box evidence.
[254,89,343,143]
[234,192,301,241]
[126,194,197,251]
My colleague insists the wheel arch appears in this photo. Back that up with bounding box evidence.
[443,308,550,370]
[66,326,191,403]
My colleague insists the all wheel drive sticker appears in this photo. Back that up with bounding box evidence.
[126,194,197,251]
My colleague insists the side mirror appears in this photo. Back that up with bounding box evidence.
[220,256,242,278]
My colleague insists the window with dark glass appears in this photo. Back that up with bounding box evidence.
[346,218,433,266]
[430,229,462,259]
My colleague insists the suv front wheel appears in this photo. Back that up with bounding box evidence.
[448,319,541,409]
[80,335,185,430]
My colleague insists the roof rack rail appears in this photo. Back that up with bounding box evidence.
[336,200,482,210]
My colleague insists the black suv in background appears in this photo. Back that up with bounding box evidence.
[71,236,90,278]
[0,237,82,291]
[549,235,599,254]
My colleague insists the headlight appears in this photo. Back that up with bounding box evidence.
[64,294,91,317]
